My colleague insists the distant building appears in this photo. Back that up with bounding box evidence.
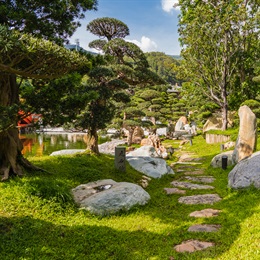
[167,83,182,93]
[65,44,85,52]
[65,43,97,55]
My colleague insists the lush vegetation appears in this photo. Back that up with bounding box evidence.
[178,0,260,130]
[1,135,260,259]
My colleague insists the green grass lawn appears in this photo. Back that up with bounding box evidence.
[0,135,260,259]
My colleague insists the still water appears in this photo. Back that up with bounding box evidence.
[20,133,87,157]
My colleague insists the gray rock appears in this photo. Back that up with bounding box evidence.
[72,179,150,215]
[164,188,186,195]
[127,145,160,157]
[50,149,85,156]
[188,224,221,232]
[126,156,174,178]
[228,153,260,189]
[232,105,257,163]
[211,150,234,168]
[98,139,126,155]
[171,181,214,190]
[189,208,222,218]
[156,127,168,136]
[178,194,222,205]
[174,240,215,253]
[50,139,126,156]
[184,176,216,184]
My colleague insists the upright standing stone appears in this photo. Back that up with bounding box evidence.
[232,105,257,163]
[115,146,126,172]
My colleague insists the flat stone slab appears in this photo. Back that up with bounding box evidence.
[172,162,203,165]
[171,181,214,190]
[184,176,216,184]
[174,240,215,253]
[164,188,186,195]
[184,170,205,175]
[188,224,221,232]
[189,208,222,218]
[178,154,203,162]
[178,194,222,205]
[50,149,85,156]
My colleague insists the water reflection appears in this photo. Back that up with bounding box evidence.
[20,133,87,157]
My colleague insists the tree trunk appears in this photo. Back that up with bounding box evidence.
[0,73,38,180]
[221,84,228,131]
[126,126,135,146]
[85,127,99,154]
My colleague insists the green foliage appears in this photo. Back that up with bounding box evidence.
[87,17,129,41]
[145,52,181,85]
[178,0,260,130]
[0,0,97,44]
[0,25,90,79]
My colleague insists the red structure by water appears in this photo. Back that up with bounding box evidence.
[18,111,42,130]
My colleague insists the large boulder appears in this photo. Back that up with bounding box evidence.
[50,139,126,156]
[175,116,188,131]
[127,145,160,157]
[126,156,174,178]
[50,149,85,156]
[228,152,260,189]
[140,135,168,158]
[132,126,144,144]
[98,139,126,155]
[211,150,234,168]
[203,111,235,133]
[232,105,257,163]
[123,126,144,144]
[72,179,150,215]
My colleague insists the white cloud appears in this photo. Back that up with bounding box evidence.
[128,36,158,53]
[161,0,179,13]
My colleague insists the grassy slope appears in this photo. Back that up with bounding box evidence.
[0,136,260,260]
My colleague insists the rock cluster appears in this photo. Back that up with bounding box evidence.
[72,179,150,215]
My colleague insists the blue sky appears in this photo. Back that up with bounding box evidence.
[70,0,181,55]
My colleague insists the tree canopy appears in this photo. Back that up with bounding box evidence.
[178,0,260,130]
[0,0,97,44]
[87,17,129,41]
[0,25,90,80]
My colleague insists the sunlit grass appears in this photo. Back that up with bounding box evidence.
[0,134,260,259]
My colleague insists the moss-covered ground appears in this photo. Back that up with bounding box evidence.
[0,135,260,259]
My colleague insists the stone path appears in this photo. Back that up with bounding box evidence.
[164,150,223,254]
[184,176,216,183]
[171,181,215,190]
[174,240,215,253]
[178,194,222,204]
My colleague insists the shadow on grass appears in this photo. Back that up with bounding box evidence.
[0,215,180,260]
[3,153,260,259]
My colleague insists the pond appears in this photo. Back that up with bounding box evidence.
[20,132,88,157]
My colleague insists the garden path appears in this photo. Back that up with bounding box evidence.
[165,150,222,253]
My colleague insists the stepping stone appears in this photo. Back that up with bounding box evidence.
[184,176,216,184]
[188,224,221,232]
[184,170,205,175]
[178,194,222,205]
[189,208,222,218]
[174,240,215,253]
[173,162,202,165]
[178,154,203,162]
[171,181,214,190]
[175,165,200,170]
[164,188,186,195]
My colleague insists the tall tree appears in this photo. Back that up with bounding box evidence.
[83,17,164,152]
[0,1,96,180]
[0,27,90,180]
[178,0,259,130]
[0,0,97,44]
